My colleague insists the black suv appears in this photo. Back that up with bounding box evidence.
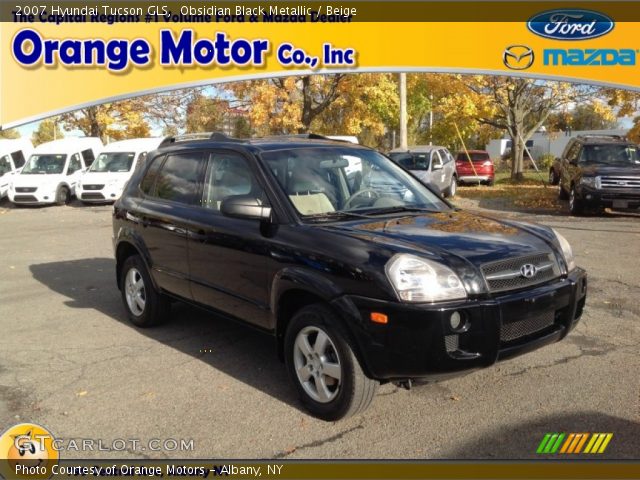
[557,135,640,215]
[113,133,587,420]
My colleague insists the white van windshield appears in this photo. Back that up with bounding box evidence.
[21,154,67,174]
[90,152,136,172]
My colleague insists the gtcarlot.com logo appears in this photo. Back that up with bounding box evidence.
[536,432,613,454]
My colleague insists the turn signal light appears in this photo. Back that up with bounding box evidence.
[370,312,388,324]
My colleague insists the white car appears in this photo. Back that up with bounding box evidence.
[9,137,103,206]
[77,138,163,203]
[0,138,34,198]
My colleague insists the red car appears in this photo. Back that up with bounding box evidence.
[455,150,495,185]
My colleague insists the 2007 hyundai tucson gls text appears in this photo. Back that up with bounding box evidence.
[112,133,587,420]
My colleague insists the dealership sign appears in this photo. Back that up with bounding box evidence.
[528,9,614,40]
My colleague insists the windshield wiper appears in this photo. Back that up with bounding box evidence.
[305,210,374,222]
[358,205,442,216]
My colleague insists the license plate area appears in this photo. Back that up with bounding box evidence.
[499,291,559,343]
[613,200,629,209]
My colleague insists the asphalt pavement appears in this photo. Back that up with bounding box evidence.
[0,198,638,459]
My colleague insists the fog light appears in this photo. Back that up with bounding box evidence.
[110,193,116,198]
[449,311,468,332]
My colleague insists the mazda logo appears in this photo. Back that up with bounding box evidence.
[503,45,535,70]
[520,264,538,278]
[617,180,627,186]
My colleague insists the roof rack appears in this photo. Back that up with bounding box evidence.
[158,132,247,147]
[577,134,627,141]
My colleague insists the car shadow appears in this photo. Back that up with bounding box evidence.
[444,412,639,459]
[29,257,303,413]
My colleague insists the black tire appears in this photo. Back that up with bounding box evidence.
[120,255,170,327]
[55,185,70,206]
[445,176,457,198]
[569,185,584,216]
[485,179,494,187]
[285,303,378,421]
[558,184,569,200]
[549,168,560,186]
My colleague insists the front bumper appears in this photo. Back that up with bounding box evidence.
[458,174,494,184]
[77,186,123,203]
[577,185,640,210]
[332,268,587,381]
[8,188,57,205]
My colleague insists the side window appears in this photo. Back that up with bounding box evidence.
[440,149,452,164]
[152,153,203,205]
[202,153,266,212]
[0,156,11,176]
[140,156,164,194]
[11,150,26,168]
[431,151,443,169]
[67,154,82,175]
[81,149,96,167]
[562,140,576,159]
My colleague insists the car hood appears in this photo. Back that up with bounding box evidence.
[81,171,130,183]
[580,164,640,176]
[326,210,556,268]
[13,173,63,187]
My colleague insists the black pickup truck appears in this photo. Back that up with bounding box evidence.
[555,135,640,215]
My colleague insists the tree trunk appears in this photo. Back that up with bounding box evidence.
[510,133,525,181]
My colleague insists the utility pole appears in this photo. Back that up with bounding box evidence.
[399,73,408,150]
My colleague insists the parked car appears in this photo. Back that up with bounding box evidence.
[455,150,495,185]
[557,135,640,215]
[0,138,33,198]
[8,137,103,206]
[388,146,457,197]
[77,138,163,203]
[113,133,586,420]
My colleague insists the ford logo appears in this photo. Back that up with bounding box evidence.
[527,9,614,41]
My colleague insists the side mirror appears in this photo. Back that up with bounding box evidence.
[432,163,443,171]
[220,195,272,221]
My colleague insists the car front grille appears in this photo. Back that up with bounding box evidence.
[500,310,555,342]
[13,195,38,202]
[15,187,37,193]
[481,253,560,293]
[81,192,106,200]
[82,184,105,191]
[599,176,640,189]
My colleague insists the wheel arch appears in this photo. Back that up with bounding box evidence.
[115,238,155,291]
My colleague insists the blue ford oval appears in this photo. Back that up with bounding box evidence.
[527,9,614,40]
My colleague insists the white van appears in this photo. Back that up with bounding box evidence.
[9,137,103,205]
[76,138,163,203]
[0,138,34,198]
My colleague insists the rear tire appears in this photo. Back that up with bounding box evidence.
[558,184,569,200]
[285,304,378,421]
[445,176,457,198]
[55,186,70,206]
[549,168,560,186]
[120,255,170,327]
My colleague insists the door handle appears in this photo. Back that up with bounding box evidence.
[188,229,207,242]
[165,225,186,234]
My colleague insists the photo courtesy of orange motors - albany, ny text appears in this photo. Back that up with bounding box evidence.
[0,1,639,480]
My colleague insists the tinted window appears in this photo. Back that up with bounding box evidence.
[388,153,429,170]
[81,149,96,166]
[22,154,67,174]
[440,149,453,163]
[0,156,11,176]
[431,151,443,168]
[202,153,266,212]
[140,156,164,194]
[153,153,203,204]
[580,144,640,166]
[11,150,25,168]
[67,154,82,174]
[457,152,490,162]
[90,152,136,172]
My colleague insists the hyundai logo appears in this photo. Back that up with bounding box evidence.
[503,45,535,70]
[520,264,538,278]
[527,9,614,41]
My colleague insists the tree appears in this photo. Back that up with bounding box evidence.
[138,87,205,135]
[548,102,617,132]
[185,93,227,132]
[60,100,150,142]
[32,118,64,145]
[233,116,252,138]
[0,128,20,139]
[628,116,640,143]
[462,76,589,180]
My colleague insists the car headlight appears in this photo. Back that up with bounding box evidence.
[551,228,576,273]
[579,176,600,188]
[77,180,82,189]
[385,254,467,303]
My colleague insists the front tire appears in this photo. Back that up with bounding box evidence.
[549,168,560,186]
[120,255,170,327]
[445,176,457,198]
[569,185,584,216]
[285,304,377,421]
[55,186,70,206]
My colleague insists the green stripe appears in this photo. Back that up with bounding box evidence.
[543,434,559,454]
[537,434,552,454]
[550,433,566,453]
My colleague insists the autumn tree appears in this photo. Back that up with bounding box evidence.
[547,102,617,132]
[185,93,227,132]
[61,100,150,142]
[138,87,205,135]
[0,128,20,139]
[627,116,640,143]
[32,118,64,145]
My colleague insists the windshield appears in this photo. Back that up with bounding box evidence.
[580,144,640,166]
[262,147,449,219]
[388,152,430,170]
[457,152,490,162]
[21,154,67,174]
[90,152,136,172]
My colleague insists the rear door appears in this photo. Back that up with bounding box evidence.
[66,153,84,193]
[430,150,446,192]
[185,150,272,328]
[137,151,206,299]
[440,148,455,184]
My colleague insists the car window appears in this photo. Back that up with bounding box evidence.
[566,143,581,163]
[431,151,443,169]
[457,152,490,162]
[90,152,136,172]
[439,149,452,164]
[67,154,82,175]
[0,155,11,176]
[140,155,164,194]
[81,149,96,167]
[151,152,204,205]
[580,144,640,166]
[389,153,429,170]
[11,150,25,168]
[202,152,267,212]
